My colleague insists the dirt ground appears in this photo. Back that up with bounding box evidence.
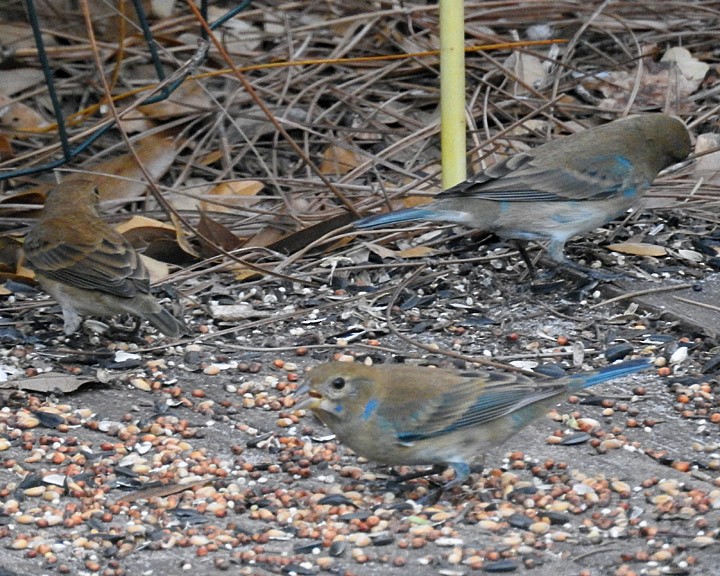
[1,253,719,576]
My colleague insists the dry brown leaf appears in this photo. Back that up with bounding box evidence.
[116,216,197,265]
[504,51,547,94]
[0,187,48,218]
[0,237,26,275]
[164,213,196,260]
[197,211,244,258]
[69,132,177,204]
[402,196,433,208]
[150,0,176,18]
[115,109,156,134]
[397,246,437,258]
[245,226,285,248]
[6,134,179,207]
[198,150,224,166]
[199,180,265,213]
[205,7,262,53]
[0,69,46,96]
[115,215,175,234]
[606,242,667,257]
[0,22,53,52]
[321,236,354,253]
[587,46,708,112]
[229,266,264,282]
[115,479,211,504]
[0,134,14,160]
[364,243,437,260]
[694,133,720,185]
[0,94,50,133]
[267,213,356,255]
[139,254,170,283]
[320,145,362,176]
[35,0,150,40]
[6,372,95,393]
[15,256,35,281]
[661,47,710,91]
[138,80,210,119]
[365,243,399,259]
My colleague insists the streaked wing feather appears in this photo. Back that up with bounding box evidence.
[394,375,566,442]
[26,234,147,298]
[439,155,637,203]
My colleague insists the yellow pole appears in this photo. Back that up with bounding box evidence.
[439,0,466,189]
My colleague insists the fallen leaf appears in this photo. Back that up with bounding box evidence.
[231,267,265,282]
[397,246,437,258]
[606,242,667,256]
[0,69,45,96]
[83,132,177,203]
[115,215,176,234]
[661,47,710,87]
[0,134,14,160]
[586,46,708,112]
[320,145,362,176]
[5,372,96,393]
[402,195,434,208]
[139,254,171,283]
[0,237,26,276]
[365,243,398,259]
[504,51,547,94]
[694,133,720,185]
[117,216,197,266]
[138,80,210,119]
[199,180,265,213]
[268,213,357,254]
[115,478,211,504]
[675,249,703,263]
[197,210,244,257]
[363,243,437,260]
[0,94,50,133]
[210,303,272,321]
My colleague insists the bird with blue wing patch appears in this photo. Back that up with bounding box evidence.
[356,114,690,277]
[296,358,653,498]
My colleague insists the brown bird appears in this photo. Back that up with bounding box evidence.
[23,180,186,337]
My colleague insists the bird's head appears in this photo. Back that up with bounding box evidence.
[295,362,376,423]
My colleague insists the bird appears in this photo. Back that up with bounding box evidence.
[23,180,187,338]
[296,358,652,494]
[355,114,691,275]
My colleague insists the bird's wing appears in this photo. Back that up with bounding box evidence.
[384,372,566,443]
[24,221,149,298]
[441,152,642,203]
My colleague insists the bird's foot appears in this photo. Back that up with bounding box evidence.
[390,464,447,485]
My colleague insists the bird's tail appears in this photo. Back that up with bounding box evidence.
[146,308,187,338]
[355,207,469,229]
[566,357,653,392]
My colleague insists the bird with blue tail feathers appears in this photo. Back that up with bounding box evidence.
[355,114,690,277]
[296,357,653,497]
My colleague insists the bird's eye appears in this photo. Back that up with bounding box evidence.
[331,377,345,390]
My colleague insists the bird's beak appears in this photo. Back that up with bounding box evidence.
[294,384,322,411]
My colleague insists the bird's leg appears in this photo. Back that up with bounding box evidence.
[544,240,625,282]
[389,464,447,485]
[103,316,147,344]
[417,462,482,506]
[60,307,82,335]
[513,240,537,278]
